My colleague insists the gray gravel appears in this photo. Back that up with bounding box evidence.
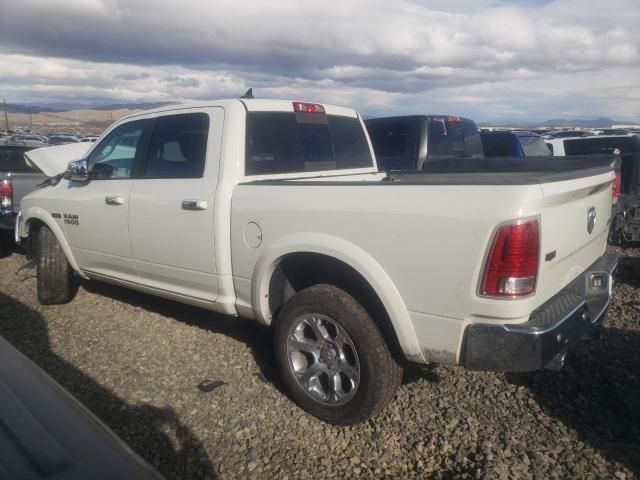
[0,246,639,479]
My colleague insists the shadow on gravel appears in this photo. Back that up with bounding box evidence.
[616,256,640,287]
[0,291,217,480]
[507,327,640,474]
[82,281,284,393]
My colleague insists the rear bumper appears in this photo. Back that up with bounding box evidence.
[463,254,617,372]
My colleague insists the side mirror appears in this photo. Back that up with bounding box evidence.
[65,159,89,182]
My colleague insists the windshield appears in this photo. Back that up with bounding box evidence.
[427,118,483,158]
[245,112,373,175]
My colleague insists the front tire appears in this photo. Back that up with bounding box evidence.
[274,284,402,425]
[36,226,77,305]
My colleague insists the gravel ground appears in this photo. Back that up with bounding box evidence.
[0,247,639,479]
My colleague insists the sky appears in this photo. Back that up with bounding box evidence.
[0,0,638,122]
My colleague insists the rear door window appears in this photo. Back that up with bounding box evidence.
[144,113,209,178]
[245,112,373,175]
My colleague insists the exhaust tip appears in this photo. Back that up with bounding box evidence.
[545,352,567,371]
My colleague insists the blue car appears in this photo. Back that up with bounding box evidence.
[480,130,552,157]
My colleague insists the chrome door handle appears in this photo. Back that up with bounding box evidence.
[105,196,124,205]
[182,199,208,210]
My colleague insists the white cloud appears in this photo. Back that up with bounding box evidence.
[0,0,638,121]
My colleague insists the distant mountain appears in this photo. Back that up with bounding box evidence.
[3,103,65,114]
[2,101,175,113]
[91,102,176,111]
[537,117,624,128]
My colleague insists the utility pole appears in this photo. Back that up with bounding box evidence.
[2,98,9,132]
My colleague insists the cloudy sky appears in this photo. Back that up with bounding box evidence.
[0,0,638,121]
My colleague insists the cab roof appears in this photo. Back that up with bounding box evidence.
[123,99,359,120]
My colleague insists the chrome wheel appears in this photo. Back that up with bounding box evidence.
[287,313,360,405]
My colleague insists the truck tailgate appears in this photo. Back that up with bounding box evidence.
[535,170,613,306]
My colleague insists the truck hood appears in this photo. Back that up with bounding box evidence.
[24,143,91,177]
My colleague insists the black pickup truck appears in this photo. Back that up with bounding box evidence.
[364,115,483,171]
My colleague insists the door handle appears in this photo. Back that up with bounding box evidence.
[105,196,124,205]
[182,199,208,210]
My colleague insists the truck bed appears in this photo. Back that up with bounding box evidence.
[243,155,615,187]
[393,155,616,185]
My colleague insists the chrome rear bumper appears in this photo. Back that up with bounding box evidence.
[463,254,617,372]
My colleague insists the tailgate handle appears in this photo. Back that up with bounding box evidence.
[182,199,208,211]
[104,196,124,205]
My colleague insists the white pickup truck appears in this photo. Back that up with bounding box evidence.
[17,99,617,425]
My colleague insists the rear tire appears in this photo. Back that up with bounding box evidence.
[274,284,402,425]
[36,226,77,305]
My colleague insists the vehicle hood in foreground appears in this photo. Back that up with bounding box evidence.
[24,143,91,177]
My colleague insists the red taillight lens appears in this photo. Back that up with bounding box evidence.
[612,170,621,199]
[481,219,540,297]
[292,102,326,114]
[0,179,12,208]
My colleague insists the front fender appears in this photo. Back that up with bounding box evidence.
[251,232,425,362]
[22,207,87,279]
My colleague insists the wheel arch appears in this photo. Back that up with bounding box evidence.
[251,234,424,362]
[23,208,87,278]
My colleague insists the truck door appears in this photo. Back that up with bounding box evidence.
[62,119,150,282]
[128,108,223,302]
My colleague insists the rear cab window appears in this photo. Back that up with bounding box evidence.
[427,117,483,158]
[245,111,373,176]
[365,120,416,171]
[480,134,514,157]
[518,136,552,157]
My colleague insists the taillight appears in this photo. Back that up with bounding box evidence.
[481,219,540,297]
[612,170,621,199]
[292,102,326,114]
[0,179,12,208]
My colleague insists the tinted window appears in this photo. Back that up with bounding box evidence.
[0,147,40,172]
[245,112,373,175]
[519,135,552,157]
[88,120,146,179]
[480,134,514,157]
[365,121,413,170]
[428,118,483,158]
[144,113,209,178]
[564,137,639,156]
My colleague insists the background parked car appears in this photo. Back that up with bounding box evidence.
[0,141,47,254]
[48,135,81,145]
[480,130,552,158]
